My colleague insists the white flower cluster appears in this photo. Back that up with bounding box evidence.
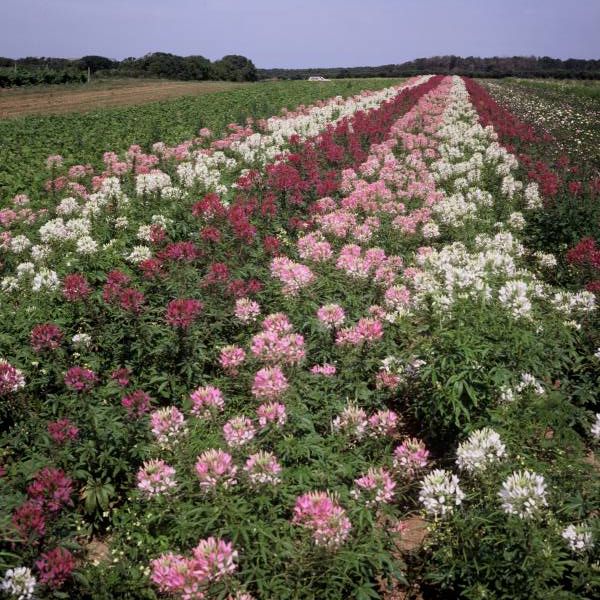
[1,567,36,599]
[498,470,547,519]
[456,428,507,473]
[561,524,594,553]
[591,413,600,440]
[419,469,465,517]
[135,171,172,195]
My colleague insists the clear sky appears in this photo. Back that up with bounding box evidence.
[2,0,599,67]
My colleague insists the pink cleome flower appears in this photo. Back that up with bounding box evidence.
[47,419,79,444]
[218,345,246,374]
[150,406,187,448]
[293,491,352,549]
[223,416,256,448]
[195,449,238,491]
[190,385,225,418]
[256,402,287,428]
[316,304,346,329]
[251,367,289,400]
[393,438,430,478]
[351,467,396,506]
[244,451,282,486]
[0,359,26,395]
[137,459,177,498]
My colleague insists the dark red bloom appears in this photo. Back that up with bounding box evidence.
[191,192,227,219]
[118,287,146,313]
[12,500,46,541]
[121,389,152,418]
[30,323,63,352]
[165,298,203,329]
[47,419,79,444]
[263,235,280,255]
[64,366,97,392]
[200,226,222,243]
[103,270,131,304]
[111,367,131,387]
[36,547,76,588]
[158,241,199,263]
[62,273,91,301]
[27,467,73,513]
[138,258,165,279]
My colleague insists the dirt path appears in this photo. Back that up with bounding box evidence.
[0,79,249,118]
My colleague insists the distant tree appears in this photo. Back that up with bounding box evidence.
[79,55,116,73]
[214,55,257,81]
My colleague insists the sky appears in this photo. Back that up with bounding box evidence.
[2,0,599,68]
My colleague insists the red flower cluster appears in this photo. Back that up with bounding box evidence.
[36,547,76,588]
[165,298,203,329]
[30,323,63,352]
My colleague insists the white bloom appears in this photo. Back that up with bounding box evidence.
[31,268,59,292]
[422,222,440,239]
[56,196,80,215]
[16,262,35,279]
[114,216,129,229]
[30,244,51,262]
[10,235,31,254]
[561,524,594,553]
[126,246,152,264]
[136,225,153,242]
[1,566,36,599]
[1,277,19,293]
[75,236,98,255]
[456,428,506,473]
[508,212,526,230]
[498,280,532,318]
[72,333,92,348]
[499,470,547,519]
[419,469,464,517]
[591,414,600,440]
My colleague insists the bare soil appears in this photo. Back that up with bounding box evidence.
[0,79,248,118]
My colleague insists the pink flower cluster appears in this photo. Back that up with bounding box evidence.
[223,416,256,448]
[297,232,333,262]
[335,317,384,346]
[310,363,337,376]
[27,467,73,513]
[244,451,282,486]
[150,537,238,598]
[316,304,346,329]
[392,438,430,478]
[250,316,305,365]
[219,345,246,374]
[137,459,177,498]
[251,366,289,400]
[256,401,287,428]
[150,406,188,448]
[293,491,352,549]
[351,467,396,506]
[0,359,25,395]
[30,323,63,352]
[195,449,238,491]
[270,256,315,296]
[234,297,261,323]
[190,385,225,418]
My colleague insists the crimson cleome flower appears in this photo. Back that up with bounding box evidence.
[62,273,91,301]
[36,547,76,588]
[27,467,73,513]
[30,323,63,352]
[47,419,79,444]
[12,500,46,541]
[64,366,97,392]
[165,298,203,329]
[122,389,152,418]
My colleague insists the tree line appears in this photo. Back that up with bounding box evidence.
[258,55,600,80]
[0,53,257,87]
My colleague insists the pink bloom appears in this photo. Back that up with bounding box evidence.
[293,491,352,549]
[393,438,430,478]
[122,389,152,418]
[30,323,63,352]
[190,386,225,418]
[234,297,261,323]
[150,406,187,448]
[332,404,368,440]
[383,285,411,311]
[47,419,79,444]
[195,449,237,491]
[64,366,97,392]
[317,304,345,329]
[297,233,333,262]
[46,155,63,169]
[244,451,282,486]
[310,363,337,376]
[256,402,287,428]
[368,410,399,437]
[137,459,177,498]
[270,257,314,296]
[36,547,75,588]
[251,367,289,400]
[336,318,384,346]
[262,312,293,335]
[375,371,401,390]
[150,553,193,595]
[110,367,131,387]
[223,416,256,448]
[190,537,238,582]
[0,359,25,395]
[166,298,203,329]
[218,346,246,374]
[351,467,396,506]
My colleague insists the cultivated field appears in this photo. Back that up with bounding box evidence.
[0,79,249,119]
[0,76,598,600]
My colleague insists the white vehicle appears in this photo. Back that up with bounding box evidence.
[308,76,330,81]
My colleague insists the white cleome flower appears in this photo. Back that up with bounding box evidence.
[591,414,600,440]
[456,428,506,473]
[1,566,36,599]
[561,524,594,554]
[419,469,465,517]
[499,470,547,519]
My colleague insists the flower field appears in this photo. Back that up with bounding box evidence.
[0,75,599,599]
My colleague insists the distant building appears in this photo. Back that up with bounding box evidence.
[308,76,330,81]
